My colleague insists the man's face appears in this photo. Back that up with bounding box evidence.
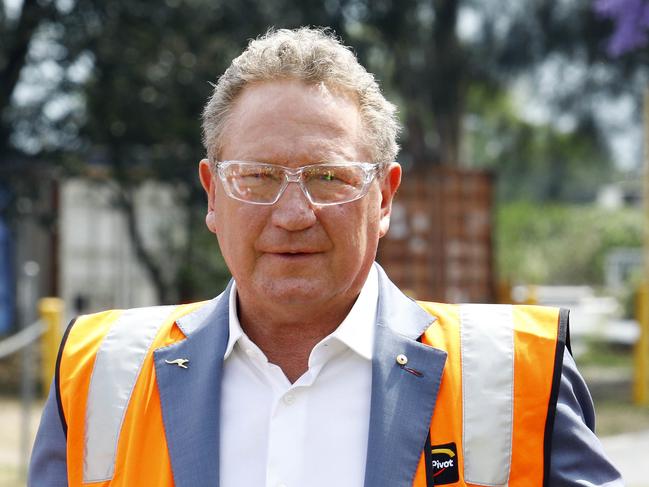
[199,80,400,316]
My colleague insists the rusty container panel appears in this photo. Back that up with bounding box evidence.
[377,165,495,303]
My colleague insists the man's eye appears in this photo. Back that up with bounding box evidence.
[320,171,337,181]
[309,169,350,182]
[240,169,277,180]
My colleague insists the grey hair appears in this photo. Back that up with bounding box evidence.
[201,27,400,165]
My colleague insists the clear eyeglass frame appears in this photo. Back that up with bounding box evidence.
[211,160,383,206]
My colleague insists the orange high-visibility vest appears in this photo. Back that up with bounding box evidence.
[58,303,204,487]
[57,302,564,486]
[411,303,565,487]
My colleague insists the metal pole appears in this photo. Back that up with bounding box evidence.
[635,283,649,404]
[19,261,40,481]
[645,87,649,340]
[634,88,649,405]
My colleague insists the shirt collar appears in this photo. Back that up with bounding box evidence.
[322,264,377,360]
[223,264,379,361]
[224,282,244,360]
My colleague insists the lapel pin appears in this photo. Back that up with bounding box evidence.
[165,358,190,369]
[396,353,423,377]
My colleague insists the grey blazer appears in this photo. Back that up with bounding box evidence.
[29,265,623,486]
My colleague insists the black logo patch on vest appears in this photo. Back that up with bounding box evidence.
[429,442,459,484]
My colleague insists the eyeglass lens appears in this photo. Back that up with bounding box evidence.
[221,163,372,204]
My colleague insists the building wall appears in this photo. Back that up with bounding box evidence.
[378,166,495,303]
[59,178,186,314]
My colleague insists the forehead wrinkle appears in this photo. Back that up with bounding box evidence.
[233,133,360,164]
[230,103,358,139]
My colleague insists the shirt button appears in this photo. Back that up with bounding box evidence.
[283,393,296,405]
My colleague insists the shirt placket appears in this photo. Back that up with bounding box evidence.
[264,346,334,487]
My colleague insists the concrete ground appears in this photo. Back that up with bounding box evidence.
[0,397,646,487]
[0,398,42,487]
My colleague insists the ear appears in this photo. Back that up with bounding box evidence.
[378,162,401,238]
[198,159,218,234]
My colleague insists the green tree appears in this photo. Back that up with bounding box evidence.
[463,86,614,202]
[0,0,57,156]
[35,0,347,301]
[338,0,630,169]
[497,202,643,284]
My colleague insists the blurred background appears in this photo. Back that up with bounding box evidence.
[1,0,649,485]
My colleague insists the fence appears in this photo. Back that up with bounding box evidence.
[0,298,63,483]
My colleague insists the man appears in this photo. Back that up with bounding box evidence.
[30,28,622,486]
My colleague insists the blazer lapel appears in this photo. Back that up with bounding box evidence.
[364,265,448,487]
[153,284,232,487]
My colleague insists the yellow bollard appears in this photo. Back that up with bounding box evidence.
[38,297,64,397]
[525,285,538,305]
[633,283,649,406]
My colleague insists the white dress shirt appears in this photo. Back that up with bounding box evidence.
[219,265,378,487]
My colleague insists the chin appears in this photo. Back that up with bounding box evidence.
[259,276,333,305]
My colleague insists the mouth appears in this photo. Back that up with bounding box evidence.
[265,250,322,260]
[275,251,318,257]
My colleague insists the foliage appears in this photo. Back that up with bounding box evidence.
[4,0,642,169]
[496,202,643,285]
[464,86,614,202]
[3,0,352,302]
[351,0,645,168]
[175,206,232,302]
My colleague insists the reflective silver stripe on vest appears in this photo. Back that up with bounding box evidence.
[460,304,514,486]
[84,305,176,482]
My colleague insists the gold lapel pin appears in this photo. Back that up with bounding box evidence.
[396,353,423,377]
[396,354,408,365]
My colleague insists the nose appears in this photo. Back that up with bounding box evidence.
[270,182,317,231]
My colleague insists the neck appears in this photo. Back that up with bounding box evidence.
[237,294,357,382]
